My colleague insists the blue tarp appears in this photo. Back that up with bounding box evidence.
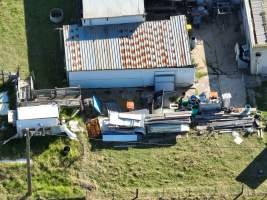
[0,92,8,103]
[92,96,102,114]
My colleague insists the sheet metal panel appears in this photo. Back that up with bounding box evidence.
[16,118,59,134]
[102,134,138,142]
[63,15,192,72]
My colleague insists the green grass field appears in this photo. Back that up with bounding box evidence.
[0,132,267,199]
[0,0,28,76]
[0,0,77,88]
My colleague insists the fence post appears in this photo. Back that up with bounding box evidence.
[132,188,139,200]
[25,129,32,196]
[2,70,4,85]
[233,184,244,200]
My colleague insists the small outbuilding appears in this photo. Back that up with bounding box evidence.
[63,15,195,89]
[241,0,267,74]
[81,0,145,26]
[15,104,59,136]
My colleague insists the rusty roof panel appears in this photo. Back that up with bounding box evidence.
[63,15,192,72]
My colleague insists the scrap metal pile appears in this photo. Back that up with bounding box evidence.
[145,111,191,135]
[100,110,147,142]
[193,110,258,132]
[87,110,191,142]
[86,93,262,143]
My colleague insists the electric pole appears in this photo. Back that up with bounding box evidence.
[25,128,32,196]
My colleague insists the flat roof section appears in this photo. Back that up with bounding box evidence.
[17,104,59,120]
[82,0,145,19]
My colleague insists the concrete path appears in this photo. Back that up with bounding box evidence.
[192,13,247,107]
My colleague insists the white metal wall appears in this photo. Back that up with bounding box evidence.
[16,118,59,135]
[241,0,255,47]
[241,0,257,74]
[82,15,145,26]
[68,67,195,88]
[154,75,175,92]
[250,47,267,75]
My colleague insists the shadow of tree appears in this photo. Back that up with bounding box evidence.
[23,0,81,88]
[236,148,267,189]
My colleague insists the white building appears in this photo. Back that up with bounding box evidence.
[63,15,195,89]
[15,104,59,136]
[82,0,145,26]
[241,0,267,74]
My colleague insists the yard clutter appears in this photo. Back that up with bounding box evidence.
[98,112,146,142]
[194,111,256,131]
[86,91,263,144]
[109,111,145,128]
[145,111,191,135]
[60,124,78,140]
[86,107,191,142]
[7,103,78,141]
[2,74,83,143]
[86,118,101,138]
[190,92,258,133]
[232,131,243,145]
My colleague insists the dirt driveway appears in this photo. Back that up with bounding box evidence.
[192,13,247,107]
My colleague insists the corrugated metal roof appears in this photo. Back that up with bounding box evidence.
[250,0,267,44]
[63,15,192,72]
[82,0,145,19]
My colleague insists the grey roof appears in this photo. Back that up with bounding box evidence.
[63,15,192,72]
[82,0,145,19]
[250,0,267,44]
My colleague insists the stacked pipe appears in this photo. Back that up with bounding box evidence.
[193,111,256,131]
[145,111,191,134]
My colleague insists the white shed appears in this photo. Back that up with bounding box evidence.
[82,0,145,26]
[63,15,195,89]
[241,0,267,75]
[16,104,59,135]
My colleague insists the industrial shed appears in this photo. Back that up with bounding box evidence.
[63,15,195,89]
[81,0,145,26]
[241,0,267,75]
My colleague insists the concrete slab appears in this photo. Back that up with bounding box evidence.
[191,13,247,107]
[219,75,246,107]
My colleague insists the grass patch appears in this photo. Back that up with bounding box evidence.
[85,135,267,199]
[255,81,267,119]
[0,0,78,88]
[23,0,79,88]
[0,127,267,199]
[196,71,208,80]
[0,0,28,76]
[0,136,84,199]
